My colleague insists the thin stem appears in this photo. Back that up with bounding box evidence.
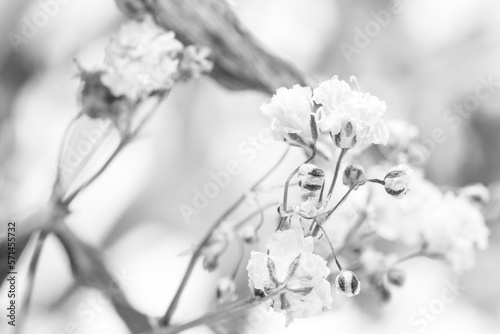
[17,230,49,334]
[282,147,316,212]
[62,97,165,206]
[327,148,348,200]
[54,113,82,190]
[233,201,278,230]
[160,148,290,326]
[315,220,343,271]
[231,240,245,280]
[62,139,127,206]
[159,298,260,334]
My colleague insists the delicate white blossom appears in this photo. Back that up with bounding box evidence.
[313,76,389,148]
[420,192,489,271]
[177,45,214,81]
[102,16,184,100]
[261,85,315,147]
[247,222,332,325]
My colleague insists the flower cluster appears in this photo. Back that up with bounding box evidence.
[102,16,184,100]
[101,16,213,102]
[261,76,389,151]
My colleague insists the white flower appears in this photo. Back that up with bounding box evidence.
[177,45,214,81]
[261,85,315,147]
[247,223,332,326]
[313,76,389,148]
[370,170,489,271]
[420,193,489,271]
[384,164,413,199]
[102,16,184,100]
[334,270,361,297]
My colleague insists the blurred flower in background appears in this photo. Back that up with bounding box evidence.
[0,0,500,334]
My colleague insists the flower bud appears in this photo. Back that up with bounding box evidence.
[298,164,325,198]
[334,120,357,149]
[384,164,413,199]
[387,268,405,287]
[238,225,259,244]
[459,183,490,207]
[342,165,366,189]
[216,276,237,303]
[335,270,361,297]
[202,231,229,272]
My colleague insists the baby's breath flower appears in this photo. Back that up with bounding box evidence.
[334,270,361,297]
[176,45,214,81]
[420,193,489,271]
[102,16,183,101]
[261,85,316,147]
[246,222,332,326]
[313,76,389,149]
[384,164,413,199]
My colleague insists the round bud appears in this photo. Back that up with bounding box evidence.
[238,225,259,244]
[216,276,237,303]
[459,183,490,207]
[335,120,357,149]
[298,164,325,198]
[384,164,413,199]
[387,268,405,287]
[342,165,366,189]
[335,270,361,297]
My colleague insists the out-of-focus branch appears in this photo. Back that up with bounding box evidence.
[52,223,152,334]
[116,0,309,94]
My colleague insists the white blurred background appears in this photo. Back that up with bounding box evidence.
[1,0,500,333]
